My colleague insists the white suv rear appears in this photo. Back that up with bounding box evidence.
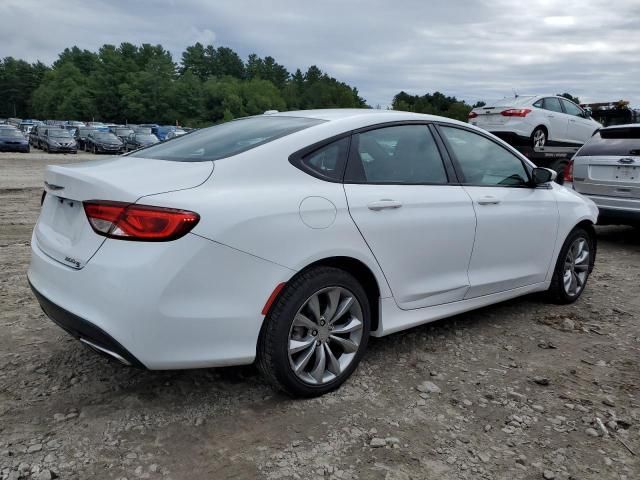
[469,95,601,147]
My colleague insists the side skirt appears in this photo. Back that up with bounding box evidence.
[372,281,550,337]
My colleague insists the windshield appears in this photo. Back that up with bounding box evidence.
[136,134,157,141]
[130,116,325,161]
[1,130,24,138]
[116,128,133,135]
[579,126,640,156]
[50,130,72,138]
[94,133,119,141]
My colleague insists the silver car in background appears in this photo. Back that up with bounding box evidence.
[567,124,640,225]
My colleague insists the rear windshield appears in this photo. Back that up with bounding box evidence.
[129,116,325,161]
[486,96,535,108]
[579,127,640,156]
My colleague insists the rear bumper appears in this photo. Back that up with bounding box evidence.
[28,230,293,369]
[575,192,640,225]
[30,282,145,367]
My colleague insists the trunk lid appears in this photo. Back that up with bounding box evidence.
[35,157,213,269]
[573,155,640,198]
[470,105,513,127]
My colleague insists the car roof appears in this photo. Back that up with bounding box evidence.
[269,108,469,126]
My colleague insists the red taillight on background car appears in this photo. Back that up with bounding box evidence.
[500,108,532,117]
[83,201,200,241]
[563,160,574,183]
[468,111,478,119]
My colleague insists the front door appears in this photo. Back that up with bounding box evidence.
[437,125,559,298]
[344,124,477,310]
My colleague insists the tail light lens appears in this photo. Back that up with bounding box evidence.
[563,160,574,183]
[468,111,478,119]
[501,108,532,117]
[83,201,200,241]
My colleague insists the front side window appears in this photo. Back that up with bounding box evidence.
[130,116,325,162]
[561,99,584,117]
[345,125,447,184]
[440,126,529,186]
[543,97,563,113]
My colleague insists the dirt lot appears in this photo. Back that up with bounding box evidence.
[1,151,638,480]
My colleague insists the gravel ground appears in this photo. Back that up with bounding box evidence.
[1,152,639,480]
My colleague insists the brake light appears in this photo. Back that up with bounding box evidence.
[468,111,478,119]
[563,160,574,183]
[501,108,532,117]
[83,201,199,241]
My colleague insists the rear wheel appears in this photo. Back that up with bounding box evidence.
[531,127,547,148]
[258,266,371,397]
[547,227,593,304]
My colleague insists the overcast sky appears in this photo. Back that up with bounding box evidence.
[1,0,639,107]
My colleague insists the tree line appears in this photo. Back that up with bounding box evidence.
[0,43,367,126]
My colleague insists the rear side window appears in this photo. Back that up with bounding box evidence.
[298,137,350,181]
[345,125,448,184]
[543,97,563,113]
[579,127,640,156]
[129,116,325,161]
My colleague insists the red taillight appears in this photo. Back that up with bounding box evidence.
[563,160,574,183]
[83,201,199,241]
[468,111,478,119]
[500,108,532,117]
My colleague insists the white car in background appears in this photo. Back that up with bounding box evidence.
[469,95,602,147]
[28,109,598,397]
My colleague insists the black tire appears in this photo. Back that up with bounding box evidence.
[531,126,547,148]
[257,266,371,397]
[547,227,594,304]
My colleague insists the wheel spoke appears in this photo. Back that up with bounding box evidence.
[289,336,315,355]
[331,317,363,335]
[329,334,359,353]
[570,272,578,294]
[329,296,354,325]
[293,313,317,330]
[574,263,589,272]
[293,342,316,373]
[322,288,340,322]
[575,272,585,287]
[309,344,326,383]
[306,294,321,321]
[324,344,341,376]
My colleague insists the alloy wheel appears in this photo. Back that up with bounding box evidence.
[563,237,589,296]
[288,286,364,385]
[533,129,546,147]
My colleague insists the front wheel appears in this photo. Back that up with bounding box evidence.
[531,127,547,148]
[547,228,594,304]
[258,267,371,397]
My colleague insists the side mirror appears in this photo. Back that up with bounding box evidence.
[532,167,557,185]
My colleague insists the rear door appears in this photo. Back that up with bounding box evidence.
[541,97,569,143]
[437,125,559,298]
[344,123,476,309]
[561,99,595,144]
[573,127,640,199]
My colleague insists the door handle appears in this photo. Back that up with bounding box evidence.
[569,119,576,122]
[547,114,555,118]
[477,196,501,205]
[367,199,403,211]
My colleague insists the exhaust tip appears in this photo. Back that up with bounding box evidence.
[80,338,132,366]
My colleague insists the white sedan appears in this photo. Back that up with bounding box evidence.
[469,95,602,147]
[28,109,598,397]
